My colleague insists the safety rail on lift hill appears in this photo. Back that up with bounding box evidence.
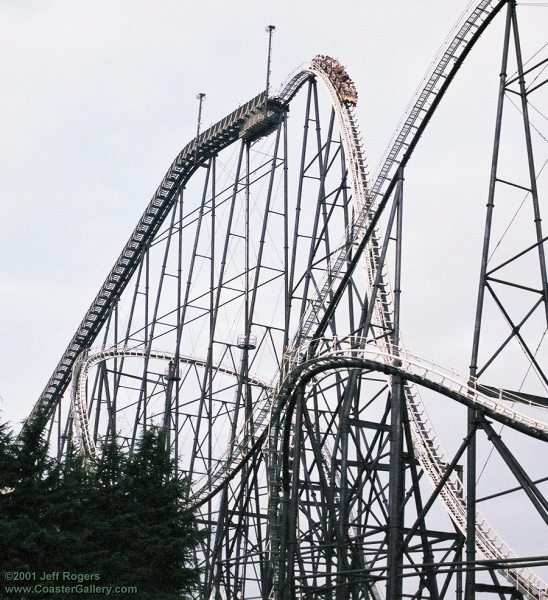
[32,90,287,422]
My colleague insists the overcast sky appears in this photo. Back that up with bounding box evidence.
[1,0,546,425]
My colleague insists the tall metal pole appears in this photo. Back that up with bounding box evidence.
[510,3,548,326]
[195,92,206,164]
[283,115,290,349]
[469,1,512,378]
[467,5,513,599]
[393,168,404,348]
[244,141,251,352]
[265,25,276,111]
[283,385,304,600]
[387,169,405,600]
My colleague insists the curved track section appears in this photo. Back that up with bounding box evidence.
[71,347,271,457]
[272,349,548,599]
[281,347,548,439]
[187,342,546,508]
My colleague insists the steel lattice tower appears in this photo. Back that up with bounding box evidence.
[27,1,548,598]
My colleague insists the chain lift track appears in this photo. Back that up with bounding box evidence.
[31,0,546,598]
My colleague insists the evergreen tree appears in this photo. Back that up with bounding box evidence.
[0,418,203,598]
[46,441,96,572]
[86,437,134,585]
[0,420,17,566]
[0,411,60,573]
[121,428,202,598]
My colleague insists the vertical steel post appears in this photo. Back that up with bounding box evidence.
[387,169,405,600]
[287,80,313,348]
[111,302,118,439]
[510,3,548,326]
[393,169,404,347]
[283,115,290,349]
[456,464,464,600]
[265,25,276,110]
[174,191,183,468]
[244,141,251,352]
[56,400,62,458]
[195,93,206,164]
[206,144,246,598]
[297,80,326,333]
[283,385,304,600]
[207,157,216,585]
[470,3,512,377]
[467,5,513,598]
[387,374,405,598]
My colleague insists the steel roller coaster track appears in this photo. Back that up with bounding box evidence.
[30,0,547,598]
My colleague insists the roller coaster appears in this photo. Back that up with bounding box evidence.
[29,0,547,598]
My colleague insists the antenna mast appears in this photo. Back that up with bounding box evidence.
[195,92,206,164]
[265,25,276,109]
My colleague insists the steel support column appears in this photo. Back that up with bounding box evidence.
[386,169,405,600]
[467,4,513,598]
[510,3,548,325]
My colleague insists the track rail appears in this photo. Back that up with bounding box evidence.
[276,0,508,350]
[189,342,547,502]
[290,343,548,439]
[71,346,271,457]
[273,350,548,600]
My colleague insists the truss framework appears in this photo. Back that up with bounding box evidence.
[27,1,548,598]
